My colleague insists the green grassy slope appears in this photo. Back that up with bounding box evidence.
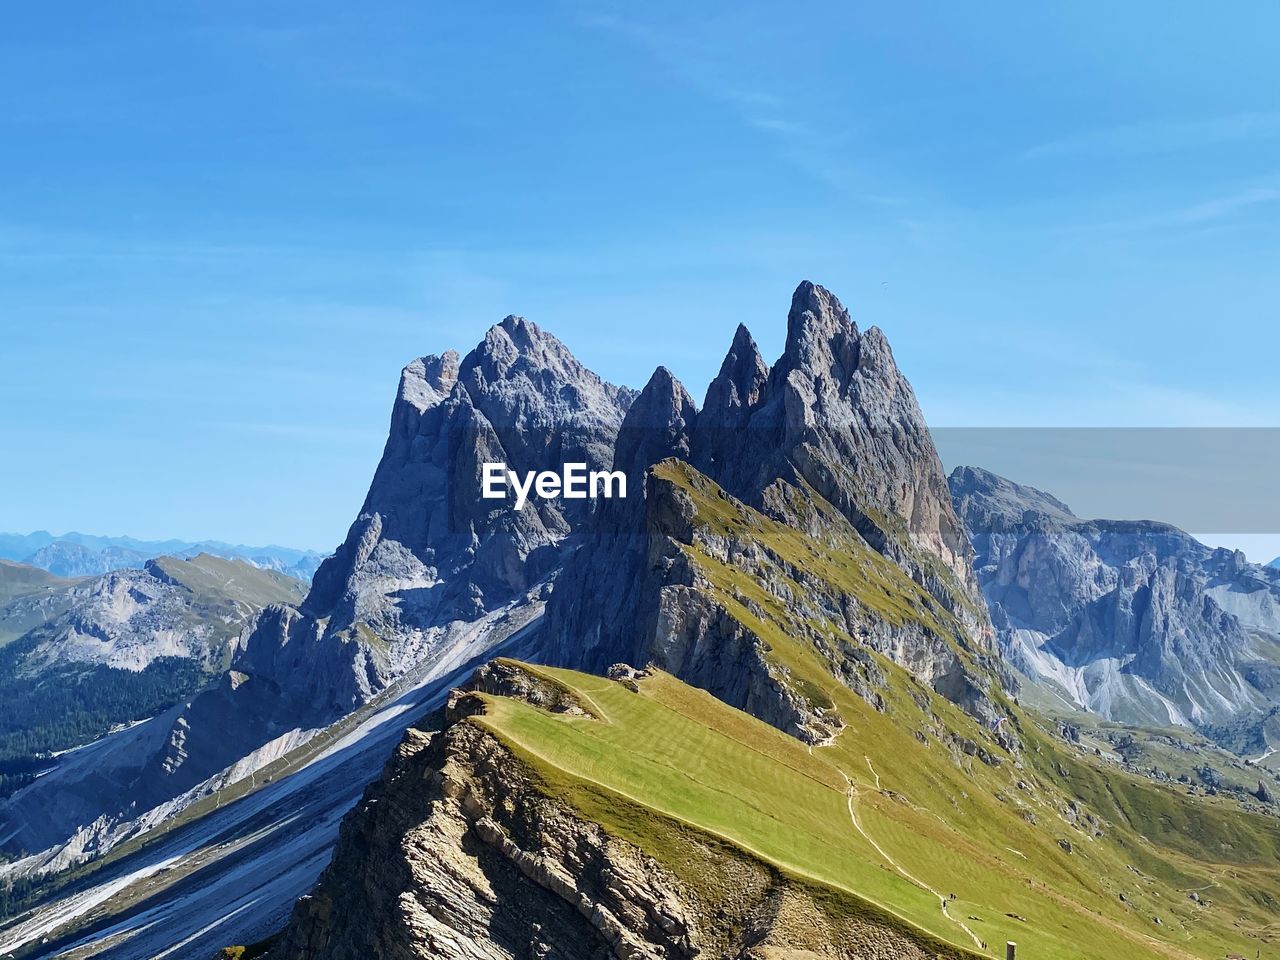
[476,663,1279,960]
[149,553,308,613]
[472,460,1279,959]
[0,560,74,605]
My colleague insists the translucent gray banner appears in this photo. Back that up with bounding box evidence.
[934,428,1280,533]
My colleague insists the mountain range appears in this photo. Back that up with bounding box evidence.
[0,532,325,582]
[951,466,1280,754]
[1,283,1277,960]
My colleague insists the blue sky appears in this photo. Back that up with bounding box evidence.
[2,3,1278,559]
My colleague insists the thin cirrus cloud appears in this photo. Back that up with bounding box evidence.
[1025,111,1280,160]
[1169,186,1280,224]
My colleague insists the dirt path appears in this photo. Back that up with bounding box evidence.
[841,769,985,951]
[865,755,881,790]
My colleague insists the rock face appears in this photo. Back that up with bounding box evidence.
[951,466,1280,735]
[705,282,977,597]
[547,283,995,736]
[302,316,634,691]
[272,670,969,960]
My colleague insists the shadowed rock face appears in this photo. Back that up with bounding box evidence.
[951,465,1280,736]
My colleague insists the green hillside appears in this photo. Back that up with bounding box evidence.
[467,462,1279,959]
[0,555,308,793]
[475,662,1278,960]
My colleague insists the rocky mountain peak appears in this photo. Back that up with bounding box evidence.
[461,315,619,407]
[611,366,697,489]
[774,280,860,388]
[955,467,1280,734]
[701,323,768,427]
[948,465,1079,532]
[306,312,636,672]
[398,351,460,413]
[625,366,696,430]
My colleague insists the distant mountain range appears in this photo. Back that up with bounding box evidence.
[951,467,1280,756]
[0,531,325,582]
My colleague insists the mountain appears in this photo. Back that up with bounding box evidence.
[0,532,325,582]
[0,556,306,801]
[6,284,1280,960]
[1271,556,1280,568]
[0,316,633,887]
[20,542,149,579]
[950,466,1280,749]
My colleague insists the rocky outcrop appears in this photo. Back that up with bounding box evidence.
[305,316,634,670]
[701,282,981,612]
[272,678,972,960]
[951,465,1280,737]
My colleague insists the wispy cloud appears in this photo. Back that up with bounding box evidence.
[1168,186,1280,224]
[1044,179,1280,237]
[1026,111,1280,160]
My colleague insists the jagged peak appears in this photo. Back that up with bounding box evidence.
[628,366,697,422]
[729,321,758,354]
[772,281,861,388]
[471,315,573,371]
[458,314,631,411]
[701,322,768,425]
[786,281,856,347]
[610,367,697,479]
